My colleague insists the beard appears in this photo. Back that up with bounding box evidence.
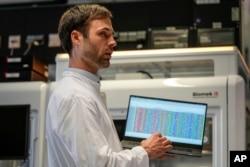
[82,39,111,69]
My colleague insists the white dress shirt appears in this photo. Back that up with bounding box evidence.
[46,68,149,167]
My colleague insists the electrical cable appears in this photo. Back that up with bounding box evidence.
[23,42,32,56]
[137,70,153,79]
[10,48,14,56]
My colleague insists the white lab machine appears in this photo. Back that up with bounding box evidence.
[102,75,245,167]
[56,46,250,82]
[0,82,48,167]
[52,46,249,167]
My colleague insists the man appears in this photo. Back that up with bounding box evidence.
[46,4,173,167]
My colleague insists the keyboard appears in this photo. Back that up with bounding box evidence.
[166,147,202,157]
[121,140,140,149]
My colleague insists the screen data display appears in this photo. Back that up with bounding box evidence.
[125,96,207,145]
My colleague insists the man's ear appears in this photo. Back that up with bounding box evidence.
[71,30,82,45]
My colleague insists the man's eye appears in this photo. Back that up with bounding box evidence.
[100,32,106,36]
[100,32,109,38]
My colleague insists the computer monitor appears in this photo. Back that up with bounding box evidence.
[0,104,30,160]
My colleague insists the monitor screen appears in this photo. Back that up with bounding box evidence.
[0,104,30,160]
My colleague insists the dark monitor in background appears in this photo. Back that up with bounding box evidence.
[149,27,189,49]
[0,104,30,160]
[197,28,235,47]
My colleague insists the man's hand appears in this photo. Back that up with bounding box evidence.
[140,132,173,160]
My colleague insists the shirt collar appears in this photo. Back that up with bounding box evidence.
[65,68,100,83]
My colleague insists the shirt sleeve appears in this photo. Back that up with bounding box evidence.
[55,94,149,167]
[101,146,149,167]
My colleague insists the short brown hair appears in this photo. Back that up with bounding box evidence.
[58,4,113,54]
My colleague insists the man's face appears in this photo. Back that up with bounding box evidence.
[80,18,117,71]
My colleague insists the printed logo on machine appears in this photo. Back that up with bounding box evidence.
[193,91,219,98]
